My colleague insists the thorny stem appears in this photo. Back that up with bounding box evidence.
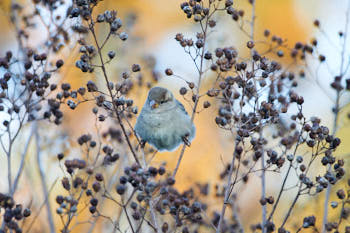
[322,2,350,232]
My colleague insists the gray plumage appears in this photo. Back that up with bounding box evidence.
[135,87,196,151]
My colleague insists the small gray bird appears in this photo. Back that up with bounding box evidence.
[135,87,196,151]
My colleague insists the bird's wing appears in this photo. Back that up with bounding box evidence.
[176,100,189,115]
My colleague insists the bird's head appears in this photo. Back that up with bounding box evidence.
[147,87,174,109]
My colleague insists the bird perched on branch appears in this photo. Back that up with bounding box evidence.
[135,87,196,151]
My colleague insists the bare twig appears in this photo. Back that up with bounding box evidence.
[322,2,350,232]
[88,17,141,166]
[280,189,301,228]
[268,119,306,221]
[122,202,136,233]
[11,125,35,195]
[148,199,161,233]
[25,179,58,233]
[172,2,213,178]
[34,123,56,233]
[260,132,267,233]
[216,143,237,233]
[249,1,266,232]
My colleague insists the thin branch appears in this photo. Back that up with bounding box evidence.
[249,1,266,232]
[122,203,136,233]
[25,179,58,233]
[216,143,237,233]
[322,2,350,232]
[268,119,306,221]
[34,123,56,233]
[148,199,161,233]
[280,186,301,228]
[11,125,35,195]
[267,163,292,221]
[172,2,213,178]
[260,133,267,233]
[89,18,141,166]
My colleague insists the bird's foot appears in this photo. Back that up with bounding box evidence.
[140,140,146,149]
[182,134,191,147]
[136,140,146,151]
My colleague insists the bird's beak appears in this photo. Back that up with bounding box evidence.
[150,100,159,109]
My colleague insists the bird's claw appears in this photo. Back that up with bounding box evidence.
[136,140,146,151]
[140,140,146,149]
[182,135,191,147]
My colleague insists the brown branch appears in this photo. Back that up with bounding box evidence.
[88,18,141,166]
